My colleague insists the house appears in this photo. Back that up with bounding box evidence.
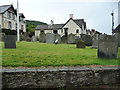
[113,24,120,34]
[0,4,26,34]
[35,14,87,37]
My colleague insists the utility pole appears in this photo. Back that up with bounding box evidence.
[111,10,114,34]
[17,0,20,43]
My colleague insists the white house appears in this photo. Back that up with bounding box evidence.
[35,14,87,37]
[0,4,26,34]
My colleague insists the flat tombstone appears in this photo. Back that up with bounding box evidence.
[46,33,55,43]
[68,33,75,44]
[55,34,61,43]
[61,36,67,44]
[82,35,92,46]
[31,35,37,42]
[98,35,118,59]
[76,40,85,48]
[4,35,16,48]
[39,32,46,43]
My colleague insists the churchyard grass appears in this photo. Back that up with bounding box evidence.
[2,41,120,67]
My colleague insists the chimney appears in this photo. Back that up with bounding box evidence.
[70,14,73,19]
[51,20,54,26]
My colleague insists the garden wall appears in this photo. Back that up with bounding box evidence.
[2,67,120,89]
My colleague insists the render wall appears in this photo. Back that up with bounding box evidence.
[2,67,120,89]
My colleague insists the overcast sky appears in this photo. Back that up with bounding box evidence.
[0,0,119,34]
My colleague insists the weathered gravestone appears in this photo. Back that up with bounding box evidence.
[98,35,118,59]
[46,33,55,43]
[68,33,75,44]
[4,35,16,48]
[23,32,31,41]
[31,35,37,42]
[39,32,46,43]
[82,35,92,46]
[0,33,5,41]
[115,33,120,47]
[76,40,85,48]
[91,34,99,48]
[61,36,68,44]
[55,34,61,44]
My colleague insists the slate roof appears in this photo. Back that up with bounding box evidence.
[113,24,120,33]
[19,13,25,18]
[0,5,12,14]
[35,24,64,30]
[73,19,84,28]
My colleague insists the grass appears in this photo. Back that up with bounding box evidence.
[1,41,120,67]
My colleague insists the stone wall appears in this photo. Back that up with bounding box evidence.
[2,67,120,89]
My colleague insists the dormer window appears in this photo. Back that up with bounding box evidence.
[12,14,15,20]
[76,29,79,33]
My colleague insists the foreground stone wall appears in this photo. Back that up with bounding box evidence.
[2,67,120,89]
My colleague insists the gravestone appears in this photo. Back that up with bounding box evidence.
[31,35,37,42]
[76,40,85,48]
[82,35,92,46]
[4,35,16,48]
[0,33,5,41]
[46,33,55,43]
[61,36,67,44]
[23,32,31,41]
[55,34,61,44]
[68,33,75,44]
[115,33,120,47]
[98,35,118,59]
[91,34,99,48]
[39,32,46,43]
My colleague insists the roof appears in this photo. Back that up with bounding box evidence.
[35,24,64,30]
[35,25,49,30]
[113,24,120,33]
[19,13,25,18]
[0,5,13,14]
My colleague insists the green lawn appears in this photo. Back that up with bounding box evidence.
[1,41,120,67]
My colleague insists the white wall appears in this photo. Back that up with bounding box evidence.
[63,19,82,36]
[0,14,2,28]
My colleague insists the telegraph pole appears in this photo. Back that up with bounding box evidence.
[111,10,114,34]
[17,0,20,43]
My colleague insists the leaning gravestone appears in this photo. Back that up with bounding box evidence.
[4,35,16,48]
[39,32,46,43]
[31,35,37,42]
[23,32,31,41]
[55,34,61,44]
[98,35,118,59]
[68,33,75,44]
[91,34,99,48]
[76,40,85,48]
[61,36,67,44]
[46,33,55,43]
[82,35,92,46]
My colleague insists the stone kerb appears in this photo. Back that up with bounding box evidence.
[39,32,46,43]
[98,35,118,59]
[46,33,55,43]
[4,35,16,48]
[55,34,61,44]
[67,33,75,44]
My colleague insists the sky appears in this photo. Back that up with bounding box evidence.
[0,0,119,35]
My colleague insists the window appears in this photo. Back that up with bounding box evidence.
[21,25,23,30]
[40,31,44,33]
[53,30,57,34]
[8,12,11,18]
[8,21,12,29]
[76,29,79,33]
[64,28,68,36]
